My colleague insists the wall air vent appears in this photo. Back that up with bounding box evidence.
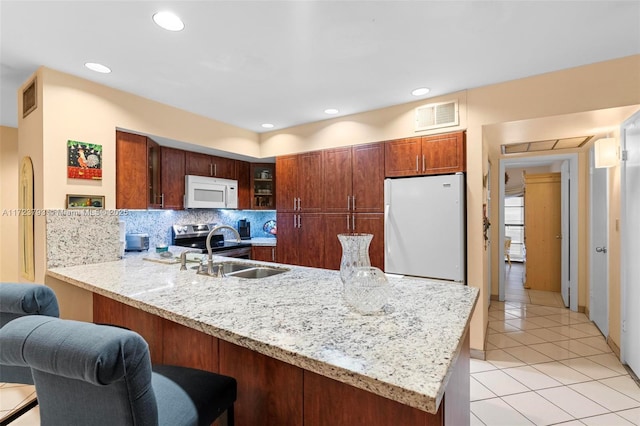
[22,78,37,118]
[415,100,458,132]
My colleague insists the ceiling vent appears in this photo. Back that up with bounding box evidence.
[415,100,459,132]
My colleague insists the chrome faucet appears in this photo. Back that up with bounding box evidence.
[179,250,202,271]
[204,225,242,276]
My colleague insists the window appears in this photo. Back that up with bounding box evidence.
[505,196,524,261]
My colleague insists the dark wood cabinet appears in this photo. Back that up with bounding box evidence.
[322,147,352,212]
[147,139,162,208]
[324,213,384,271]
[237,160,251,210]
[385,131,465,177]
[276,213,324,268]
[252,245,276,262]
[116,130,148,209]
[186,151,236,179]
[276,152,322,212]
[160,147,185,210]
[251,163,276,209]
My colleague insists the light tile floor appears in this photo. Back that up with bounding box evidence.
[2,264,638,425]
[473,299,640,425]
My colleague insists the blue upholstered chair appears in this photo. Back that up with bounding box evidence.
[0,315,236,426]
[0,283,59,424]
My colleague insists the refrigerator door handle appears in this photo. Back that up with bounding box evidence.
[384,204,390,254]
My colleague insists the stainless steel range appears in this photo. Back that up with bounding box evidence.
[172,223,252,259]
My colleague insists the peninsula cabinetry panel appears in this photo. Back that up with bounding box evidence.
[219,340,303,426]
[185,151,236,179]
[385,131,465,177]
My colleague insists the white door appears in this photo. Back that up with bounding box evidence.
[589,150,608,337]
[560,161,570,307]
[622,114,640,376]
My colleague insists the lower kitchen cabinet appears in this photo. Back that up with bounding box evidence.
[252,245,276,262]
[277,213,324,268]
[324,213,384,271]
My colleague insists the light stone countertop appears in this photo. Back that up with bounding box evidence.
[47,254,477,414]
[248,237,276,246]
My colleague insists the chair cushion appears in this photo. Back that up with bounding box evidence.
[153,364,237,426]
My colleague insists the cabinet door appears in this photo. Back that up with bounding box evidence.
[297,151,323,212]
[116,130,147,209]
[147,139,162,208]
[276,155,298,212]
[252,246,276,263]
[324,214,351,270]
[212,156,236,179]
[251,163,276,210]
[237,161,251,210]
[185,151,212,176]
[421,131,466,174]
[352,142,385,212]
[297,213,325,268]
[160,147,185,210]
[384,137,421,177]
[322,147,352,213]
[352,213,384,271]
[276,212,298,265]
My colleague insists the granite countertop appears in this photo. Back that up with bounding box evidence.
[249,237,276,246]
[47,255,477,414]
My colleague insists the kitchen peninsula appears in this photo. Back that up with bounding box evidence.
[48,253,478,425]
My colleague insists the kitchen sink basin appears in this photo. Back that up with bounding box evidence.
[226,266,289,279]
[192,261,252,272]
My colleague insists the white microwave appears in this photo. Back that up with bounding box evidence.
[184,175,238,209]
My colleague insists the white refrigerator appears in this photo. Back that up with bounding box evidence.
[384,173,465,283]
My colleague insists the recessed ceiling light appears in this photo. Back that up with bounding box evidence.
[324,108,339,115]
[153,11,185,31]
[261,123,275,129]
[411,87,430,96]
[84,62,111,73]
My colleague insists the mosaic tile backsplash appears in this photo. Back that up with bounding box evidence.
[123,209,277,248]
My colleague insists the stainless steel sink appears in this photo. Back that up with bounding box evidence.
[226,266,289,279]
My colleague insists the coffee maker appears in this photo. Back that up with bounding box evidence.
[237,219,251,240]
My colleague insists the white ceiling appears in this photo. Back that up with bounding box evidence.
[1,1,639,133]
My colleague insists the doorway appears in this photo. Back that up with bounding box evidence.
[499,154,579,311]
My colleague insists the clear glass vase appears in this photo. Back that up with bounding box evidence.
[337,233,372,284]
[343,266,390,315]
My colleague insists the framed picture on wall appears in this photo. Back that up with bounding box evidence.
[67,140,102,180]
[66,194,105,209]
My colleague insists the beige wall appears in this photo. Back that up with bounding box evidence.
[0,125,19,281]
[13,55,640,352]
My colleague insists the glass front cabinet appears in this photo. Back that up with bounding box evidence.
[251,163,275,209]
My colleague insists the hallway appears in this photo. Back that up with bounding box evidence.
[472,285,639,424]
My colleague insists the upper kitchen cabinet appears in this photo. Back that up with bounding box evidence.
[323,142,384,213]
[116,130,148,209]
[117,131,185,210]
[160,147,185,210]
[185,151,236,180]
[236,160,251,210]
[385,131,466,177]
[276,151,322,212]
[251,163,276,210]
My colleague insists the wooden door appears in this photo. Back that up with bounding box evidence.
[323,147,352,212]
[251,163,276,209]
[252,245,276,263]
[116,130,147,209]
[185,151,212,176]
[297,151,323,212]
[384,137,421,177]
[352,213,385,271]
[324,213,351,270]
[276,155,298,212]
[352,142,385,212]
[276,212,298,265]
[297,213,325,268]
[212,155,236,179]
[160,147,185,210]
[524,173,561,292]
[421,131,466,175]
